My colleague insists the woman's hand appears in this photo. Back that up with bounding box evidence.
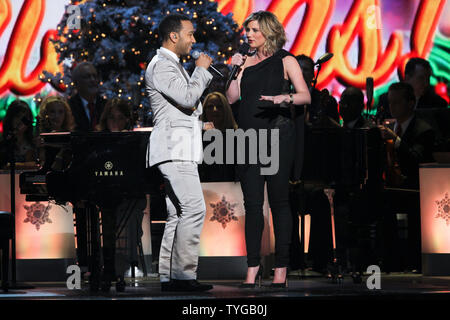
[231,53,247,67]
[259,94,289,105]
[203,122,215,130]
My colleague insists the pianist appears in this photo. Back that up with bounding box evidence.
[95,98,146,290]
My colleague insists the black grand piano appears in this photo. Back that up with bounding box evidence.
[21,131,155,202]
[19,130,164,291]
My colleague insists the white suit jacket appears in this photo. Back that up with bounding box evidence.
[145,48,213,167]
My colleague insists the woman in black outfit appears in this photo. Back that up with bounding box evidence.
[226,11,311,287]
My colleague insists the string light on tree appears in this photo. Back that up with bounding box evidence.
[40,0,242,126]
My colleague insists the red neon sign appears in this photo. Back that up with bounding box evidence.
[0,0,445,96]
[0,0,60,96]
[218,0,445,88]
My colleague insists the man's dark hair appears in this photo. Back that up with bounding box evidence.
[341,87,365,112]
[158,13,191,43]
[404,57,432,77]
[388,82,416,103]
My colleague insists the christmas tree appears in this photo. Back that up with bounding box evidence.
[42,0,242,125]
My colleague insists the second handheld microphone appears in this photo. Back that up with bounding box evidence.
[191,51,224,78]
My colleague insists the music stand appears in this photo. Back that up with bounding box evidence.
[4,135,34,290]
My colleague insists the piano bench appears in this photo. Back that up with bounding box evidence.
[0,211,13,292]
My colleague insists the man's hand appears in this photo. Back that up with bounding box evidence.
[195,53,213,70]
[377,125,397,140]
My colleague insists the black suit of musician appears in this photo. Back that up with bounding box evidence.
[69,93,105,132]
[69,62,105,132]
[378,82,435,272]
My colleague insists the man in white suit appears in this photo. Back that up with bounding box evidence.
[145,13,214,292]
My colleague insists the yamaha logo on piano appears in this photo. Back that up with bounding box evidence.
[104,161,113,170]
[94,161,124,177]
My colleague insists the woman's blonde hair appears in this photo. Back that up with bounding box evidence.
[201,92,237,131]
[38,95,75,133]
[243,11,286,56]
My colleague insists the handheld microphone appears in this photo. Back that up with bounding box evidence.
[191,51,224,78]
[315,52,333,65]
[228,43,251,82]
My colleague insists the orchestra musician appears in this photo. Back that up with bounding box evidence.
[377,82,435,273]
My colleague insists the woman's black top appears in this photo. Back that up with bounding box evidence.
[238,49,294,130]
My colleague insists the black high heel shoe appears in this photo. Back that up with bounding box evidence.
[269,279,288,288]
[239,265,263,288]
[269,268,288,288]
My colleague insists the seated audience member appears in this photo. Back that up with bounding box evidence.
[377,57,448,120]
[377,82,435,273]
[199,92,237,182]
[37,96,75,171]
[339,87,370,129]
[95,98,146,291]
[0,100,37,168]
[69,61,106,132]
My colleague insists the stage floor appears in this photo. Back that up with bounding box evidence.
[1,272,450,301]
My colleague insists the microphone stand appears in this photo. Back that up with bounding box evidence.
[312,53,333,89]
[312,62,323,89]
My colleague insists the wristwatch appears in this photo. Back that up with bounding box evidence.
[289,94,294,104]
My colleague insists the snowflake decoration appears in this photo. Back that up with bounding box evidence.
[435,193,450,226]
[209,195,238,229]
[23,202,52,231]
